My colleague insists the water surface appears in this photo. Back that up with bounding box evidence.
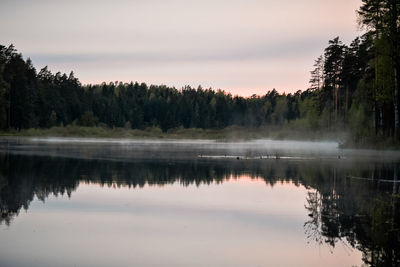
[0,137,399,266]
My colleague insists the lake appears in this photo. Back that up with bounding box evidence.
[0,137,399,267]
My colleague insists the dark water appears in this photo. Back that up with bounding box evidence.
[0,137,399,267]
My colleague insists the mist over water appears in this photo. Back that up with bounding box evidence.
[2,137,399,162]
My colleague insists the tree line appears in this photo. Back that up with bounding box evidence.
[0,44,314,132]
[0,0,399,143]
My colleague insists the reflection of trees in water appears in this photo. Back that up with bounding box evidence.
[1,153,400,266]
[0,154,295,225]
[304,190,324,246]
[303,164,400,267]
[362,194,400,267]
[0,153,313,225]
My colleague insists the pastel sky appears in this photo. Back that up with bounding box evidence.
[0,0,362,96]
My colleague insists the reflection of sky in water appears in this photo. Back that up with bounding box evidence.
[0,178,362,267]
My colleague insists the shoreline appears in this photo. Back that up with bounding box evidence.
[0,125,345,142]
[0,125,399,151]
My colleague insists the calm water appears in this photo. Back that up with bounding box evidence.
[0,137,399,267]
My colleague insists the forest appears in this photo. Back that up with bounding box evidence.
[0,0,399,146]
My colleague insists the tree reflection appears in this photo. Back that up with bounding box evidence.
[0,153,399,266]
[0,153,302,225]
[304,163,400,267]
[304,190,324,246]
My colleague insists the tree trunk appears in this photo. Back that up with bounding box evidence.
[390,0,400,140]
[395,67,399,139]
[373,100,377,135]
[335,85,338,123]
[374,45,378,135]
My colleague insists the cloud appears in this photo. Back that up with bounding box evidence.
[27,36,324,66]
[0,0,363,95]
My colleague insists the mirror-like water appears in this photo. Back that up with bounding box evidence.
[0,137,399,267]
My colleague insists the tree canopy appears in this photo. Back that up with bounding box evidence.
[0,0,399,145]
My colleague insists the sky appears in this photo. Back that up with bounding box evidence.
[0,0,363,96]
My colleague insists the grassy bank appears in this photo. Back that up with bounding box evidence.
[0,125,346,141]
